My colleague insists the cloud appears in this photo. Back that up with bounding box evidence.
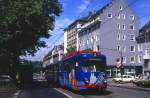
[77,0,91,13]
[45,18,73,45]
[22,18,73,61]
[21,48,50,61]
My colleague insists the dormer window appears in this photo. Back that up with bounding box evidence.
[107,13,112,18]
[129,15,135,20]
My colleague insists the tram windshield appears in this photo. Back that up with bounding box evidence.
[82,58,106,72]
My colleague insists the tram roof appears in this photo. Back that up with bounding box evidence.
[62,50,106,62]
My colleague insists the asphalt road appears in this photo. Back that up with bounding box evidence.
[17,81,68,98]
[1,81,150,98]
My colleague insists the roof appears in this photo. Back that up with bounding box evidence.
[64,2,111,31]
[64,18,87,31]
[62,50,106,63]
[43,45,64,61]
[137,21,150,38]
[63,50,104,59]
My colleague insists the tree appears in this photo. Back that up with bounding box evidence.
[66,46,76,54]
[0,0,62,75]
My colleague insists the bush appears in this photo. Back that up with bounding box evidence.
[134,80,150,88]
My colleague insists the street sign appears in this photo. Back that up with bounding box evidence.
[116,58,123,68]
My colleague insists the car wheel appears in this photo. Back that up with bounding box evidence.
[130,80,133,83]
[118,80,122,83]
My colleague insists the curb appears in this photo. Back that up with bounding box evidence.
[108,84,150,92]
[0,88,18,93]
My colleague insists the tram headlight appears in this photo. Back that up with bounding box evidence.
[84,78,89,84]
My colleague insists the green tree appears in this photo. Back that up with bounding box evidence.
[66,46,76,54]
[0,0,62,75]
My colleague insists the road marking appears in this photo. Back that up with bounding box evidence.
[13,90,21,98]
[54,88,73,98]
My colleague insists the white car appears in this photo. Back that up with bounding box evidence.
[113,75,135,83]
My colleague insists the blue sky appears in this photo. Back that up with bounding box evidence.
[24,0,150,61]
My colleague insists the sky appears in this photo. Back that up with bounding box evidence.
[24,0,150,61]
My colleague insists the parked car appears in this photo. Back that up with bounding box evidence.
[0,75,12,82]
[113,75,135,83]
[0,75,16,91]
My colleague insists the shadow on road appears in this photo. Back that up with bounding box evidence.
[78,90,112,96]
[22,80,49,90]
[24,81,112,96]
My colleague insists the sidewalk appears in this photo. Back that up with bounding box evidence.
[0,85,17,93]
[107,78,150,92]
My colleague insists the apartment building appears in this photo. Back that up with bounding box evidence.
[76,0,143,77]
[136,21,150,77]
[42,45,64,68]
[64,19,87,54]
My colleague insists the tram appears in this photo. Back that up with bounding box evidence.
[59,50,107,91]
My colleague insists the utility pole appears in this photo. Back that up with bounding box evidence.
[119,51,124,76]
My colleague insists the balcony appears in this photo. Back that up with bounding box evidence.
[143,50,150,59]
[143,54,150,59]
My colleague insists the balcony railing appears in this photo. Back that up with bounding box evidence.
[143,53,150,59]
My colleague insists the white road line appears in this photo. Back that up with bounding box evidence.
[13,90,21,98]
[54,88,73,98]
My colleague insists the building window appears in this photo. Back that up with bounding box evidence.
[117,23,120,29]
[119,5,123,10]
[117,45,121,51]
[138,55,142,63]
[130,25,135,30]
[107,13,112,18]
[91,37,93,43]
[83,42,85,46]
[122,46,126,52]
[123,57,126,63]
[122,14,125,19]
[130,45,135,52]
[145,49,150,55]
[96,23,100,29]
[95,36,98,42]
[145,36,149,43]
[117,14,120,19]
[122,35,126,40]
[146,29,149,33]
[79,42,81,47]
[117,34,121,40]
[87,39,89,44]
[138,44,142,52]
[130,35,135,41]
[129,15,135,20]
[122,24,126,30]
[130,56,135,63]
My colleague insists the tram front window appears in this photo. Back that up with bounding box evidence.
[82,59,106,72]
[82,65,96,72]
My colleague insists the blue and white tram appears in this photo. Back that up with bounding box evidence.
[59,50,107,92]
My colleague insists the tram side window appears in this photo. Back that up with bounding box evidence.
[75,62,79,71]
[63,62,72,72]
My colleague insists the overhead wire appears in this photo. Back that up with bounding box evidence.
[47,0,94,48]
[44,0,147,54]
